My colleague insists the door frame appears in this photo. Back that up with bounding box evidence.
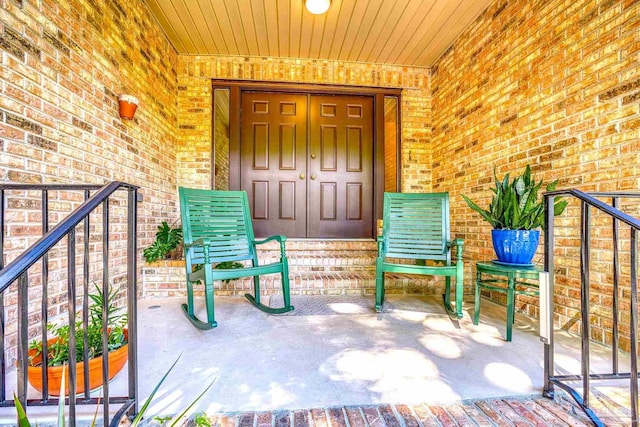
[212,80,402,238]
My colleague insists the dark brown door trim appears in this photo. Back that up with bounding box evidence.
[213,79,402,96]
[214,80,401,238]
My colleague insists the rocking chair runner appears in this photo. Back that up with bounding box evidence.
[375,192,465,318]
[179,188,294,329]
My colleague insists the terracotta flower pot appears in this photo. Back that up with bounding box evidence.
[118,95,138,120]
[27,329,128,396]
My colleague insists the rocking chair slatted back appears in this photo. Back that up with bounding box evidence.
[180,189,255,264]
[384,193,450,262]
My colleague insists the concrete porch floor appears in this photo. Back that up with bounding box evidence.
[4,294,633,425]
[127,294,630,423]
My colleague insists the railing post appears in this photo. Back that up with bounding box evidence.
[82,189,91,400]
[612,197,620,375]
[543,193,555,398]
[580,200,591,408]
[630,228,638,427]
[16,273,29,412]
[102,197,111,424]
[0,188,5,404]
[41,190,50,402]
[127,188,139,416]
[68,229,77,427]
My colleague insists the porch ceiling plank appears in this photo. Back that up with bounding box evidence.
[307,11,330,58]
[194,0,231,55]
[326,0,355,59]
[416,0,491,65]
[168,0,209,54]
[263,0,283,56]
[278,0,292,58]
[188,0,222,55]
[396,0,462,66]
[376,0,438,64]
[357,0,410,63]
[143,0,494,67]
[298,2,316,59]
[249,0,269,57]
[336,0,372,61]
[317,0,346,60]
[344,0,385,62]
[206,0,240,56]
[289,0,304,57]
[235,0,261,56]
[222,0,251,55]
[145,0,190,53]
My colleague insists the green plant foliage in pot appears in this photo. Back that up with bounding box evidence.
[27,284,128,395]
[144,220,183,263]
[461,165,568,264]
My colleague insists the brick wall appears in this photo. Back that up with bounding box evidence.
[176,56,431,193]
[431,0,640,346]
[0,0,178,353]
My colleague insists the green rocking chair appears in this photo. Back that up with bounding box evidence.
[179,188,294,329]
[375,192,465,318]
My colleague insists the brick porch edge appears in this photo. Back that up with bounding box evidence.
[188,394,624,427]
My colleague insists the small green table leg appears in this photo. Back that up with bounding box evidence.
[473,269,481,325]
[506,277,515,342]
[473,262,542,342]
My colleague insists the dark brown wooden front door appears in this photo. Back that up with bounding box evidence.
[241,92,373,238]
[241,92,308,237]
[308,95,373,238]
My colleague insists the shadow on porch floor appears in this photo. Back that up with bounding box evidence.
[3,295,633,425]
[126,294,629,425]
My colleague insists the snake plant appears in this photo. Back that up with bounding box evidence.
[461,165,567,230]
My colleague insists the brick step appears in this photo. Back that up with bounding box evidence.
[256,240,380,273]
[142,240,429,299]
[259,253,378,273]
[255,239,378,252]
[212,271,440,297]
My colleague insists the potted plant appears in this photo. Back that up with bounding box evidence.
[461,165,568,265]
[144,221,243,280]
[143,220,183,263]
[118,94,139,120]
[27,284,128,396]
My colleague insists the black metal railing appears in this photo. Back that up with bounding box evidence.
[543,190,640,427]
[0,182,139,426]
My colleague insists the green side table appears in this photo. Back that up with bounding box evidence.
[474,261,543,341]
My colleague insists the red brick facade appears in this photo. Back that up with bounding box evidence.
[1,0,639,349]
[431,0,640,345]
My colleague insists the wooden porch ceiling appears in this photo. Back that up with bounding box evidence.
[144,0,492,67]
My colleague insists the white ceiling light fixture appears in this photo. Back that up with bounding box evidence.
[305,0,330,14]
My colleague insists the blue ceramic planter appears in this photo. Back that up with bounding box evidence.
[491,229,540,265]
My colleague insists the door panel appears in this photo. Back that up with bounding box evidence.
[241,92,374,238]
[309,95,374,238]
[241,93,307,237]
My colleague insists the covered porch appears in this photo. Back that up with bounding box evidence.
[0,0,639,425]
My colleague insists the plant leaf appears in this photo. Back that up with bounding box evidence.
[58,364,66,427]
[168,378,217,427]
[131,353,183,427]
[14,392,31,427]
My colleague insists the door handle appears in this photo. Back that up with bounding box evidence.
[310,174,316,180]
[310,154,316,159]
[300,173,305,179]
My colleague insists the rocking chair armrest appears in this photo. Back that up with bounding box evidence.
[447,238,465,260]
[185,237,211,248]
[377,235,386,255]
[253,235,287,246]
[254,235,287,255]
